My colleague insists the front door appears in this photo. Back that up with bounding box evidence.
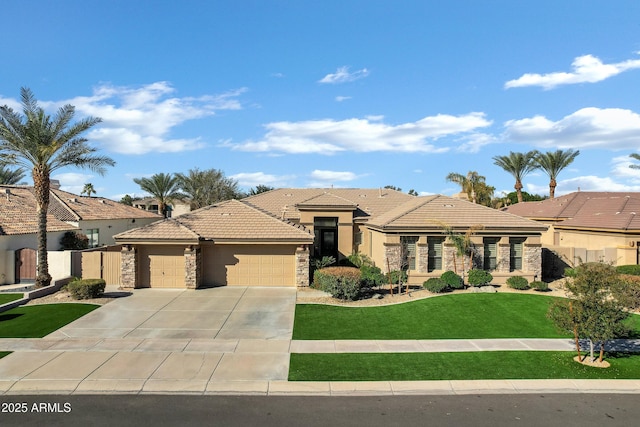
[320,229,337,260]
[15,248,37,283]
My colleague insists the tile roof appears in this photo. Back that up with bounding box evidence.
[367,195,547,232]
[114,199,313,243]
[503,192,640,231]
[296,192,357,209]
[50,189,162,221]
[243,188,414,221]
[0,186,77,235]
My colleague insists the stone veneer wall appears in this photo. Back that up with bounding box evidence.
[497,243,510,273]
[120,246,136,289]
[384,243,402,271]
[184,246,201,289]
[296,245,310,287]
[524,244,542,278]
[417,243,428,273]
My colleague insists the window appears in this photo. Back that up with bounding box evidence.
[483,238,499,270]
[86,228,99,248]
[354,231,362,246]
[427,237,444,272]
[401,236,419,270]
[510,238,525,271]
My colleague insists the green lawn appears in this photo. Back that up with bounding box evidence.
[0,352,10,359]
[294,293,640,340]
[289,352,640,381]
[0,303,99,338]
[0,294,24,305]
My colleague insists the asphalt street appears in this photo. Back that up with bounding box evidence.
[1,394,639,427]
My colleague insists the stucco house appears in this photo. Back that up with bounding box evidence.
[0,184,161,285]
[133,197,192,217]
[114,188,547,289]
[503,191,640,268]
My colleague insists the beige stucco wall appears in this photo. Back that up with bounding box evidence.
[0,232,70,285]
[554,229,639,265]
[48,251,73,282]
[299,210,354,259]
[77,218,160,246]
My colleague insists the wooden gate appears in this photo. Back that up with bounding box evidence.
[81,250,122,285]
[15,248,37,283]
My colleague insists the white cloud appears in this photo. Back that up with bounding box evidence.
[504,107,640,150]
[528,176,640,196]
[505,53,640,89]
[319,66,369,84]
[229,172,295,188]
[611,155,640,182]
[52,172,95,194]
[308,170,360,187]
[456,133,496,153]
[39,82,246,155]
[228,113,492,155]
[335,96,352,102]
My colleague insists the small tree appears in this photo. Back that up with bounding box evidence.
[81,183,96,197]
[548,262,631,363]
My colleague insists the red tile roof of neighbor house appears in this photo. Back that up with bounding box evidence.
[0,185,162,236]
[114,199,314,243]
[366,194,547,232]
[503,192,640,232]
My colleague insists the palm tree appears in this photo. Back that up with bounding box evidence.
[445,171,490,204]
[437,222,483,279]
[492,151,539,203]
[81,182,96,197]
[176,168,243,209]
[0,87,114,287]
[629,153,640,170]
[0,165,26,185]
[134,173,184,217]
[534,149,580,199]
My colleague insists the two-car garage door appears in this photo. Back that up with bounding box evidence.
[203,244,296,287]
[140,244,297,288]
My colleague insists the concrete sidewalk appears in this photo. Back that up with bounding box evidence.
[0,286,639,396]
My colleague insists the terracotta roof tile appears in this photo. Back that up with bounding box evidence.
[0,186,77,235]
[50,189,162,221]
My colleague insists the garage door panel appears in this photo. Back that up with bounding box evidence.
[203,244,296,287]
[147,246,186,288]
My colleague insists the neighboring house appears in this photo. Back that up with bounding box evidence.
[133,197,191,217]
[114,188,546,289]
[0,184,161,285]
[503,191,640,268]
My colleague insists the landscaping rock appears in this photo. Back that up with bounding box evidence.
[481,286,497,293]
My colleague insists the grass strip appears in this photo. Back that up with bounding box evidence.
[0,294,24,305]
[0,303,99,338]
[289,351,640,381]
[0,352,10,360]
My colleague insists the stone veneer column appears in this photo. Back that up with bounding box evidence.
[524,244,542,279]
[497,243,510,273]
[417,242,428,273]
[120,245,137,289]
[384,243,402,271]
[296,245,310,287]
[184,246,201,289]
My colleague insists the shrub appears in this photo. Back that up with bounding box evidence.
[360,265,386,289]
[347,252,374,268]
[387,270,408,284]
[313,267,362,300]
[616,265,640,276]
[564,267,577,278]
[440,271,463,289]
[531,280,549,292]
[67,278,106,300]
[467,269,493,287]
[59,231,89,250]
[423,278,448,293]
[506,276,530,290]
[312,256,336,269]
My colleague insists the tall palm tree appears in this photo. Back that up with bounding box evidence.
[176,168,243,209]
[445,171,488,203]
[492,151,539,203]
[0,87,114,287]
[534,149,580,199]
[134,173,184,217]
[0,165,26,185]
[81,182,96,197]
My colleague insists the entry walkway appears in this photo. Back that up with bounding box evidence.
[0,286,639,395]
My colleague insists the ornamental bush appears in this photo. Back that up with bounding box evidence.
[423,278,448,293]
[564,267,577,278]
[387,269,408,284]
[506,275,530,290]
[67,278,106,300]
[616,265,640,276]
[313,267,362,300]
[360,265,386,289]
[531,280,549,292]
[467,269,493,287]
[440,270,463,289]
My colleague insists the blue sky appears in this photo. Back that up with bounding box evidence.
[3,1,640,200]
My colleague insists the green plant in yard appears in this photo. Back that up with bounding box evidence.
[612,275,640,311]
[359,265,386,289]
[0,303,99,338]
[564,267,577,277]
[67,278,106,299]
[0,294,23,305]
[312,256,336,270]
[440,270,463,289]
[387,269,407,285]
[531,281,549,292]
[506,275,529,290]
[467,269,493,287]
[616,265,640,276]
[423,278,448,293]
[313,266,361,300]
[347,252,374,268]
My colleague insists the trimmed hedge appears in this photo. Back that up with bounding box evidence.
[360,265,386,288]
[506,276,530,290]
[440,271,463,289]
[423,278,448,293]
[314,267,362,300]
[531,281,549,292]
[67,279,106,300]
[616,265,640,276]
[467,269,493,287]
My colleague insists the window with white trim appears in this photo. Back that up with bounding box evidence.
[510,238,525,271]
[427,237,444,272]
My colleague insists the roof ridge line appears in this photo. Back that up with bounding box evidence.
[378,195,437,227]
[240,199,311,233]
[49,189,81,221]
